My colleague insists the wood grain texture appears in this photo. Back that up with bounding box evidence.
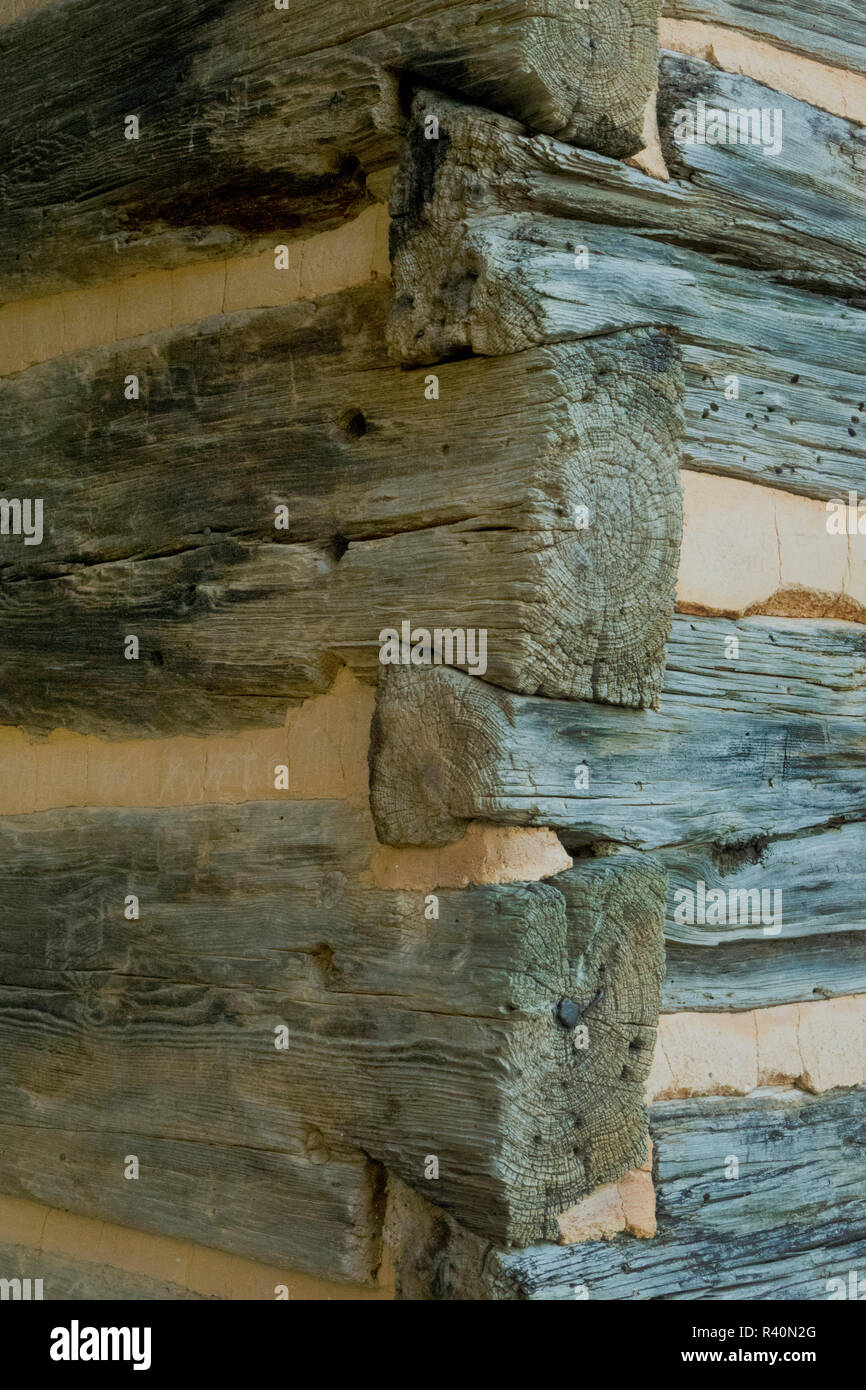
[0,1243,210,1300]
[662,0,866,75]
[0,0,661,299]
[370,616,866,850]
[0,801,667,1248]
[389,93,866,498]
[487,1088,866,1299]
[371,616,866,1010]
[392,79,866,300]
[656,52,866,297]
[0,285,683,733]
[390,209,865,368]
[664,932,866,1013]
[0,1120,384,1285]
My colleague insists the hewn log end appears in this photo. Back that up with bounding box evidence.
[499,853,667,1244]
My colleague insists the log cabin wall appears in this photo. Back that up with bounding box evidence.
[0,0,863,1301]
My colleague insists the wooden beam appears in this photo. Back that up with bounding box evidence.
[656,52,866,295]
[0,1119,385,1285]
[371,615,866,1012]
[391,80,866,301]
[0,800,667,1248]
[662,0,866,76]
[488,1088,866,1298]
[0,1244,208,1301]
[0,285,683,734]
[370,618,866,849]
[664,931,866,1013]
[662,819,866,1011]
[390,210,864,370]
[388,92,866,499]
[0,0,661,300]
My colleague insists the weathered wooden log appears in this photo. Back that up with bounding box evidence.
[0,1118,384,1285]
[662,819,866,1011]
[663,0,866,76]
[0,1244,209,1301]
[663,615,866,719]
[389,98,866,499]
[370,620,866,850]
[484,1088,866,1299]
[391,79,866,300]
[664,932,866,1013]
[0,801,667,1248]
[656,53,866,294]
[0,285,683,734]
[371,615,866,1012]
[391,207,864,368]
[0,0,661,300]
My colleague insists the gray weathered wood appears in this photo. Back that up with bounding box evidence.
[369,627,866,850]
[661,819,866,1010]
[0,0,661,299]
[663,0,866,76]
[0,285,683,734]
[485,1088,866,1299]
[664,615,866,719]
[370,615,866,1011]
[664,931,866,1013]
[392,79,866,299]
[0,1119,384,1285]
[0,801,666,1247]
[678,341,866,502]
[388,107,866,497]
[0,1244,210,1301]
[656,53,866,295]
[390,208,865,369]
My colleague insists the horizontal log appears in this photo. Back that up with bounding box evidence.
[0,285,683,734]
[391,78,866,299]
[0,1119,383,1285]
[0,1243,208,1300]
[488,1088,866,1298]
[663,615,866,719]
[656,53,866,295]
[664,932,866,1013]
[370,616,866,849]
[0,0,661,299]
[0,800,667,1248]
[391,209,865,369]
[663,0,866,75]
[389,97,866,499]
[371,615,866,1011]
[661,819,866,1010]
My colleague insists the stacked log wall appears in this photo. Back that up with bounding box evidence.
[1,0,864,1301]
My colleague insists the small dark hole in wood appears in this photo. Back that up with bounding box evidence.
[339,408,367,440]
[331,535,349,562]
[149,650,164,667]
